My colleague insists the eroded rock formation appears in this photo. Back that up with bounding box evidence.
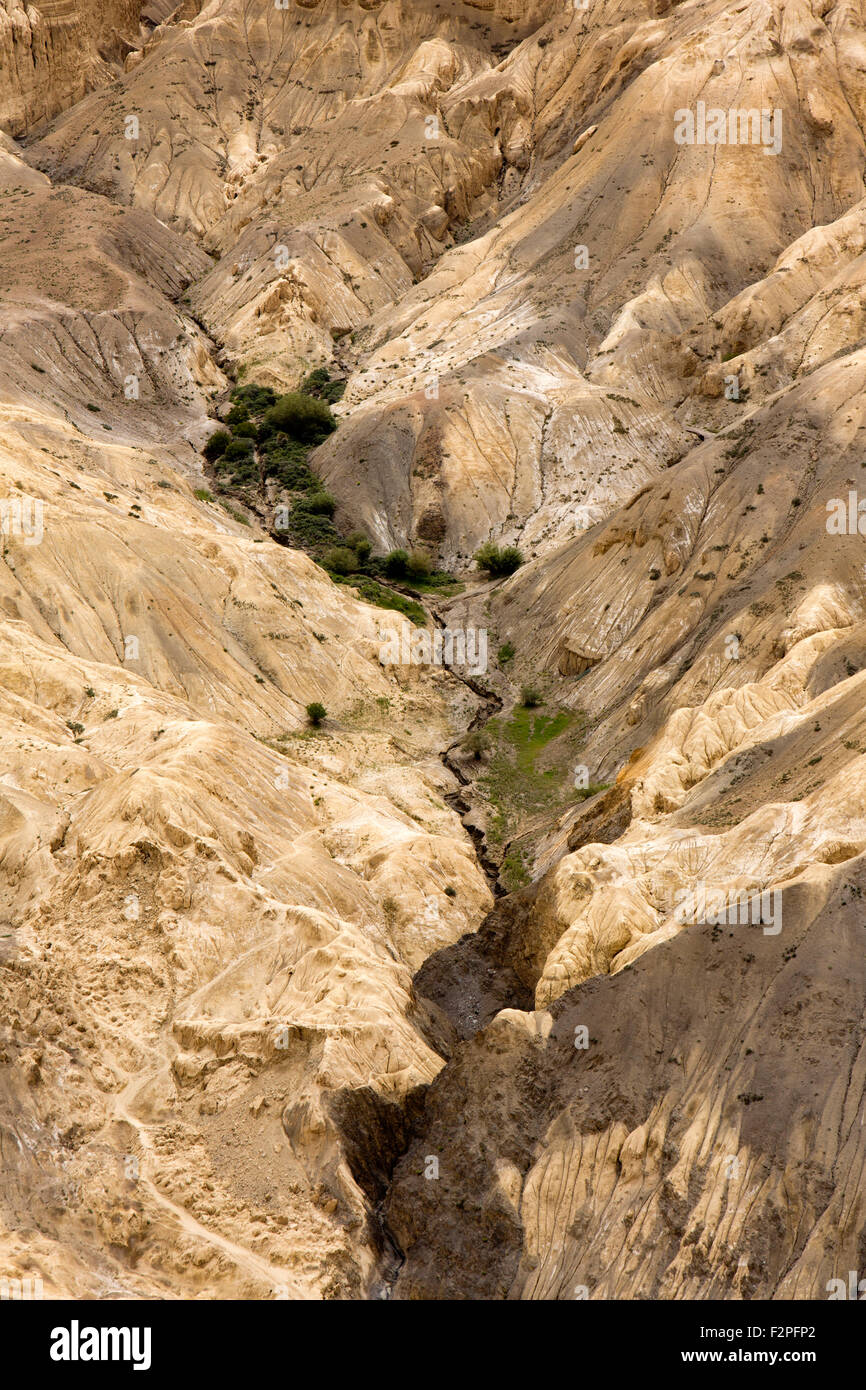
[1,0,865,1302]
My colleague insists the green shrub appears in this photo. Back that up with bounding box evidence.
[306,701,327,726]
[475,542,524,578]
[223,436,255,462]
[345,531,372,562]
[300,367,331,396]
[262,392,337,444]
[226,461,258,485]
[497,641,516,664]
[231,383,277,416]
[203,429,231,462]
[520,684,542,708]
[462,729,492,759]
[295,490,336,517]
[194,487,214,502]
[337,576,426,625]
[271,457,318,490]
[406,548,431,581]
[497,546,524,575]
[383,548,410,579]
[288,504,339,546]
[323,546,359,575]
[261,431,299,455]
[298,369,347,405]
[261,435,317,490]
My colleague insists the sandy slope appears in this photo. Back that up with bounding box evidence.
[1,0,865,1301]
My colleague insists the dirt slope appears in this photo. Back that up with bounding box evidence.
[1,0,865,1301]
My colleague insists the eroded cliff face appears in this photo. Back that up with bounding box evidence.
[388,888,866,1300]
[0,126,492,1299]
[1,0,865,1301]
[0,0,146,136]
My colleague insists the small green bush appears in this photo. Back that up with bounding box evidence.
[323,546,359,575]
[405,548,431,581]
[497,641,516,664]
[203,430,231,462]
[383,548,410,579]
[288,504,339,546]
[262,392,337,444]
[296,491,336,517]
[231,383,277,416]
[223,436,256,462]
[520,684,542,708]
[261,436,317,490]
[345,531,372,562]
[475,542,524,578]
[306,701,327,726]
[299,368,346,405]
[462,729,492,759]
[300,367,331,396]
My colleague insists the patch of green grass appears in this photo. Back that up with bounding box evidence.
[479,704,587,853]
[501,846,530,892]
[505,706,572,762]
[572,781,611,802]
[333,575,426,625]
[399,572,465,597]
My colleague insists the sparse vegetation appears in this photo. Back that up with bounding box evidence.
[344,531,372,562]
[475,704,588,884]
[383,548,410,578]
[200,373,450,626]
[261,391,337,445]
[462,729,492,759]
[573,781,611,802]
[323,546,359,575]
[203,430,231,463]
[299,366,346,405]
[475,542,524,578]
[334,576,426,626]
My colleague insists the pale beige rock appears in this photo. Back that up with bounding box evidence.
[4,0,866,1305]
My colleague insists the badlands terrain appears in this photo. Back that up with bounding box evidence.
[0,0,865,1301]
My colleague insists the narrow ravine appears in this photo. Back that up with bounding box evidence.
[363,605,522,1299]
[432,603,507,899]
